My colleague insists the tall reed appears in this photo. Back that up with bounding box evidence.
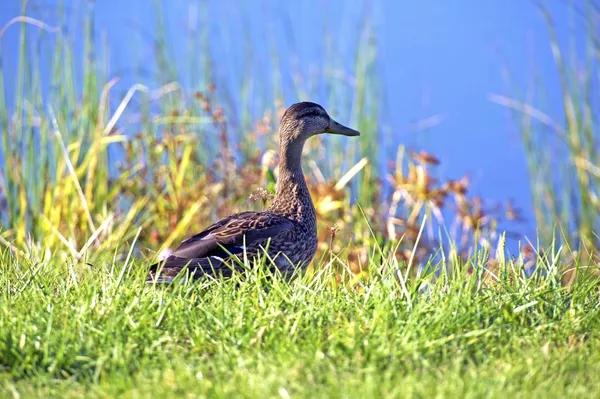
[491,1,600,263]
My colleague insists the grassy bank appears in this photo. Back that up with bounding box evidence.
[1,247,599,398]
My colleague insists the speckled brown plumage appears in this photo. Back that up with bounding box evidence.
[147,102,360,283]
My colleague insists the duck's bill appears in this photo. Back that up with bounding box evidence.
[326,119,360,136]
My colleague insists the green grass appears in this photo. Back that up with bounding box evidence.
[1,245,600,398]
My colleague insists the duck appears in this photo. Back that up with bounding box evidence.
[147,102,360,283]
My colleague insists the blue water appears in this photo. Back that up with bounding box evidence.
[0,0,583,252]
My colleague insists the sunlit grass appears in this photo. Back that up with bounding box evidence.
[1,242,600,398]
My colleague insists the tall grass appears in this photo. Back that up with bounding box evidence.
[491,1,600,263]
[2,238,600,397]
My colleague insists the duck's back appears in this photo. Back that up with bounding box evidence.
[147,210,316,282]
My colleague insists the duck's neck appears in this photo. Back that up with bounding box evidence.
[268,140,316,224]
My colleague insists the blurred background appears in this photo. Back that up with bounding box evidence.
[0,0,597,273]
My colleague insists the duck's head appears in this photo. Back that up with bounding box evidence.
[279,102,360,145]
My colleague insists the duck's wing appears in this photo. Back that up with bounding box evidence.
[171,211,294,258]
[147,211,294,282]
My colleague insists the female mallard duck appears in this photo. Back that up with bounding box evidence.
[147,102,360,283]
